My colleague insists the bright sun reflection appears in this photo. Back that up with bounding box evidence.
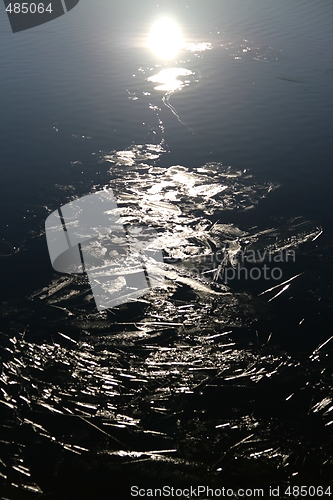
[147,68,192,92]
[148,18,183,60]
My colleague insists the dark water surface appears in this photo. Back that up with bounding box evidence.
[0,1,333,498]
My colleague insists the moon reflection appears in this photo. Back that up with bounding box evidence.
[148,18,183,60]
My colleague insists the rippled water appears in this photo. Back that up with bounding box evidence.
[0,0,333,497]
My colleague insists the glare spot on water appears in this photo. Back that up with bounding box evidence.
[148,18,184,60]
[147,67,193,92]
[185,41,212,53]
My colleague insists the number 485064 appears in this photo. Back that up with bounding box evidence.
[284,486,331,497]
[6,3,53,14]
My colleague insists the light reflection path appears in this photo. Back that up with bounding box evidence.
[147,67,199,135]
[1,20,333,499]
[162,88,198,135]
[141,40,213,137]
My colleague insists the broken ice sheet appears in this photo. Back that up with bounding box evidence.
[80,224,165,310]
[102,144,165,167]
[33,148,326,315]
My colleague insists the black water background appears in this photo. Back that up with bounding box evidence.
[0,1,333,498]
